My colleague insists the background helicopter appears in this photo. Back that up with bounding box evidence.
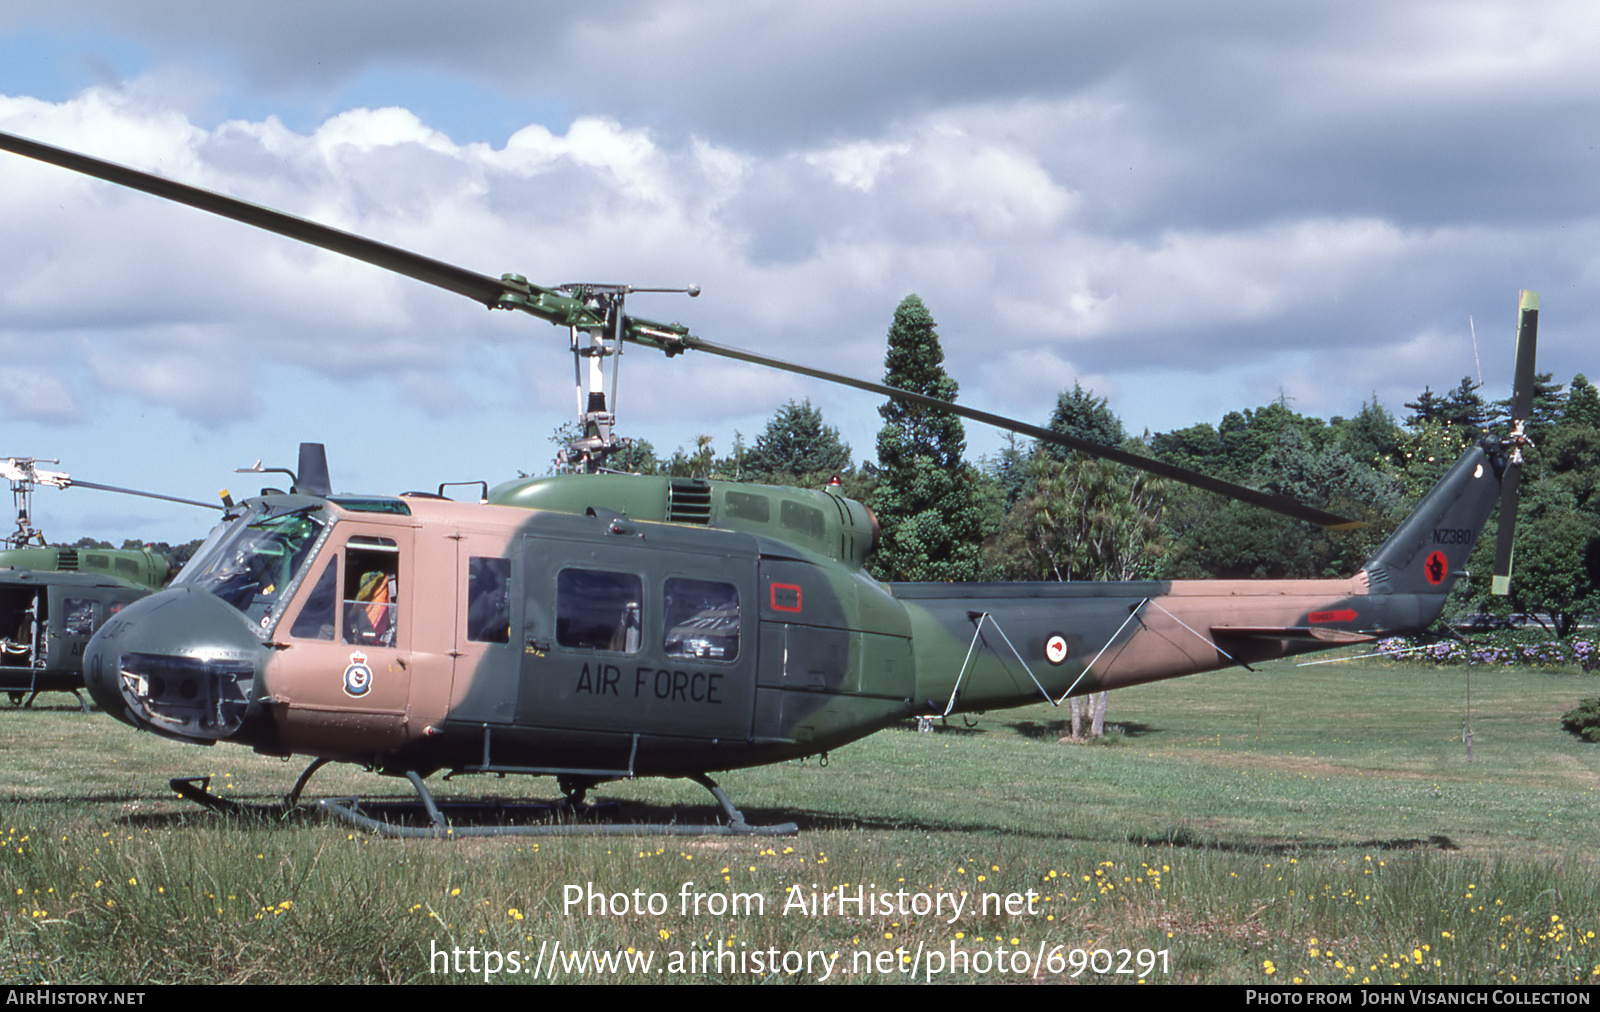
[0,456,219,708]
[0,129,1535,836]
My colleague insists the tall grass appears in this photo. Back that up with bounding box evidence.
[0,657,1595,984]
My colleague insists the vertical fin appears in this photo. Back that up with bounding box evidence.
[1360,447,1500,598]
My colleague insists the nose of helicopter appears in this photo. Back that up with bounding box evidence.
[86,587,269,742]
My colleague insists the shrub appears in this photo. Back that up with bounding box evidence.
[1560,698,1600,743]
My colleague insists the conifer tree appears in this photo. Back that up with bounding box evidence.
[869,295,985,581]
[1044,382,1126,458]
[743,399,852,480]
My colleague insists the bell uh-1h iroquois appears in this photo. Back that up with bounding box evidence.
[0,129,1536,836]
[0,457,219,709]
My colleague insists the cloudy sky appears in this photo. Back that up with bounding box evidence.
[1,1,1596,544]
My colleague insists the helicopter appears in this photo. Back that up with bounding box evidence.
[0,129,1537,836]
[0,456,218,708]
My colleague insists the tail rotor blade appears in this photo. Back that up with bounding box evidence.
[1493,290,1539,596]
[1491,462,1520,595]
[1510,291,1539,421]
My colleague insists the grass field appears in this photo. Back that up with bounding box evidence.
[0,656,1596,984]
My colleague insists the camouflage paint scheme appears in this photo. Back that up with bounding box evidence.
[83,443,1502,788]
[1,546,168,697]
[0,128,1524,799]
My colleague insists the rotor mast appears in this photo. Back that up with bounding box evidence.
[546,283,700,473]
[2,458,68,548]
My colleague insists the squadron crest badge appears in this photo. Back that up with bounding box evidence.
[343,651,373,697]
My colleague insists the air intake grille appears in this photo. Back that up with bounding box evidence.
[667,479,713,525]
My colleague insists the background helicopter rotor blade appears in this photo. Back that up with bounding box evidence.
[0,129,1362,530]
[1492,290,1539,595]
[5,456,222,512]
[62,480,225,512]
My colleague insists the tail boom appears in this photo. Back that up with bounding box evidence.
[894,444,1504,715]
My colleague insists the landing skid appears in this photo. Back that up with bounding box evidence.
[169,757,333,818]
[318,771,798,838]
[171,762,799,837]
[5,688,91,712]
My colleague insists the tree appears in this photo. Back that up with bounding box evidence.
[1441,376,1491,433]
[988,433,1032,509]
[1150,421,1226,477]
[1568,374,1600,430]
[1399,417,1477,498]
[1043,383,1125,460]
[989,390,1165,739]
[611,439,660,475]
[1404,385,1447,428]
[1485,480,1600,637]
[1158,405,1405,580]
[742,400,852,480]
[1408,376,1489,437]
[1334,397,1405,470]
[667,435,717,478]
[990,454,1167,583]
[868,295,986,582]
[1545,376,1600,509]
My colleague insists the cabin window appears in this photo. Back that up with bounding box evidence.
[780,500,825,539]
[62,598,95,637]
[663,578,739,661]
[344,537,399,647]
[467,557,511,644]
[289,561,339,641]
[556,569,642,653]
[179,504,326,628]
[724,491,770,523]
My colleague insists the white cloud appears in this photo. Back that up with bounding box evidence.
[1,1,1598,515]
[805,140,912,193]
[0,366,79,422]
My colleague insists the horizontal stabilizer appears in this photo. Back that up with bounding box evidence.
[1213,626,1377,644]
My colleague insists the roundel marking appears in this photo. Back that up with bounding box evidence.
[1045,634,1069,665]
[1423,550,1449,586]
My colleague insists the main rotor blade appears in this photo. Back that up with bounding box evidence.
[0,130,1362,528]
[663,335,1366,529]
[0,130,515,309]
